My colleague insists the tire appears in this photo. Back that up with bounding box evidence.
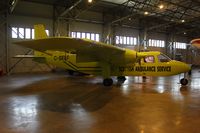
[180,78,188,85]
[103,78,113,86]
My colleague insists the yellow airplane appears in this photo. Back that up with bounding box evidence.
[191,38,200,49]
[14,24,191,86]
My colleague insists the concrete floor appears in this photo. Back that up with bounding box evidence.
[0,69,200,133]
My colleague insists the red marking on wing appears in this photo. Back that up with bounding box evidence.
[191,39,200,45]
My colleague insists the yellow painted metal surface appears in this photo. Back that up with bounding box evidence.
[14,24,190,77]
[36,50,190,77]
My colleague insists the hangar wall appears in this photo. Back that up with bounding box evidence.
[8,1,53,73]
[70,21,102,35]
[5,1,197,74]
[0,15,7,73]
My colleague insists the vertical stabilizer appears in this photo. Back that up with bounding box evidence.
[34,24,47,39]
[34,24,48,57]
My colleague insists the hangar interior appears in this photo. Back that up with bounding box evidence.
[1,0,200,133]
[0,0,200,73]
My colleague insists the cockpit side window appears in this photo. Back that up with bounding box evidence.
[158,54,171,62]
[144,56,155,63]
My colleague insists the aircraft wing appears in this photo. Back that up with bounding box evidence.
[14,37,129,64]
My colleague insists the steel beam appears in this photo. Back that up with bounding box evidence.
[59,0,82,17]
[9,0,18,13]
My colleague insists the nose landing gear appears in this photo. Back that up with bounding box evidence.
[180,78,188,85]
[180,73,189,85]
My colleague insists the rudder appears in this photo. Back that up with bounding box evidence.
[34,24,48,39]
[34,24,48,57]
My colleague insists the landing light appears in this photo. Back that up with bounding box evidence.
[159,4,164,9]
[144,11,149,15]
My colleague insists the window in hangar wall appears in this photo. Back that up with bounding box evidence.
[11,27,49,39]
[148,39,165,48]
[71,31,100,42]
[115,36,137,45]
[173,42,187,49]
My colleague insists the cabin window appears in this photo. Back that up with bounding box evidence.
[158,54,171,62]
[144,56,155,63]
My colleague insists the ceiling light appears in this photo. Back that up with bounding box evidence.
[144,11,149,15]
[88,0,93,3]
[159,4,164,9]
[11,0,16,6]
[181,19,185,23]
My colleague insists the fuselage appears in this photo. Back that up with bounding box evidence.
[34,50,190,77]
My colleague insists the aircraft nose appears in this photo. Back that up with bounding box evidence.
[182,63,191,73]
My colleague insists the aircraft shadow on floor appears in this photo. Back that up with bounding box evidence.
[7,76,115,112]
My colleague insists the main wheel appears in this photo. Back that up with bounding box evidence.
[103,78,113,86]
[117,76,126,82]
[180,78,188,85]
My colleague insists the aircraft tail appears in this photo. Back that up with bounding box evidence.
[34,24,48,57]
[34,24,48,39]
[14,24,49,62]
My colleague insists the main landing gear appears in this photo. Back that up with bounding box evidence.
[103,78,113,86]
[103,76,127,86]
[117,76,126,82]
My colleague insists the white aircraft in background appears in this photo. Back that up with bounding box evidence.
[191,38,200,49]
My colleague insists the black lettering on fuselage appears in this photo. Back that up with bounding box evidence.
[119,66,156,72]
[135,66,156,72]
[157,66,171,72]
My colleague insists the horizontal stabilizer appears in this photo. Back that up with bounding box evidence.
[13,55,45,58]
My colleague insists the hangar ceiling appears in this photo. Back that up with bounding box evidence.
[2,0,200,39]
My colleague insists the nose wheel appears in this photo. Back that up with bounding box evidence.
[180,78,188,85]
[103,78,113,86]
[180,72,189,85]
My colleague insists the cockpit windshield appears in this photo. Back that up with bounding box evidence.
[158,54,171,62]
